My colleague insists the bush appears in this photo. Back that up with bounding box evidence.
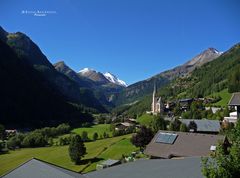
[131,126,153,150]
[22,132,48,147]
[168,119,181,131]
[151,115,166,133]
[59,136,71,146]
[7,133,25,149]
[179,123,188,132]
[92,132,98,141]
[188,121,197,132]
[81,131,89,142]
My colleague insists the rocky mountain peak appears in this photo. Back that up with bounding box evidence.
[79,68,96,74]
[184,47,222,67]
[104,72,127,87]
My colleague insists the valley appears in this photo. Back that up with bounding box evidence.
[0,25,240,178]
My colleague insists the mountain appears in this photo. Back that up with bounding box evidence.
[54,61,95,88]
[181,43,240,97]
[78,68,110,85]
[104,72,127,87]
[119,43,240,117]
[0,39,93,128]
[54,63,126,109]
[184,48,222,67]
[165,48,222,78]
[113,47,222,105]
[78,68,127,87]
[0,26,106,113]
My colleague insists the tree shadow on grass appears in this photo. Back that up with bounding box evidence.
[80,157,104,165]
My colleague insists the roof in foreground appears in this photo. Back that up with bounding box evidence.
[1,158,85,178]
[179,119,220,132]
[228,92,240,106]
[145,130,225,158]
[100,159,120,166]
[85,157,203,178]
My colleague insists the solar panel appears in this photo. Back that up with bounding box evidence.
[155,133,178,144]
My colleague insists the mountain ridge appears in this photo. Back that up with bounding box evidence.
[112,47,223,106]
[115,43,240,117]
[77,67,127,87]
[0,26,107,113]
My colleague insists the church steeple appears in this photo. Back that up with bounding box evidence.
[152,83,156,113]
[153,82,156,96]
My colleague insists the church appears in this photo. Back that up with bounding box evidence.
[150,84,164,115]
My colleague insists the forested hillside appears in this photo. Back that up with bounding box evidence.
[0,27,106,113]
[0,40,93,128]
[118,43,240,117]
[112,48,221,106]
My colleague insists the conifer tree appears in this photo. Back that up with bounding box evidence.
[68,135,86,164]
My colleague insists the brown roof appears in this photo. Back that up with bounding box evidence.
[228,92,240,106]
[145,130,225,158]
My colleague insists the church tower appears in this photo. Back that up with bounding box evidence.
[151,83,164,115]
[151,83,157,113]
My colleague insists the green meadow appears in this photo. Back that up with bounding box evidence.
[0,134,137,176]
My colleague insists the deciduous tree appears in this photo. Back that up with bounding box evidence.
[131,126,153,150]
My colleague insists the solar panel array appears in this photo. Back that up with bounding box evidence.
[155,132,178,144]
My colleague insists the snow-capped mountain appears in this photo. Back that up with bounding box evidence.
[79,68,95,74]
[104,72,127,87]
[78,68,127,87]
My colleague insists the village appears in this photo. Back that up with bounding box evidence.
[1,0,240,177]
[1,86,240,178]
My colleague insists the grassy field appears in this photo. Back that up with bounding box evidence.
[209,89,231,107]
[0,134,137,176]
[72,124,112,139]
[137,114,154,126]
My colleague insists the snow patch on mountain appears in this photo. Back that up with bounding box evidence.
[104,72,127,87]
[79,68,95,74]
[78,68,127,87]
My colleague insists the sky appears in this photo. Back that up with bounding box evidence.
[1,0,240,84]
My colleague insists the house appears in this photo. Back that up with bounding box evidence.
[223,92,240,124]
[5,129,17,136]
[125,118,137,124]
[144,130,227,159]
[205,107,221,114]
[86,157,203,178]
[96,159,120,170]
[228,92,240,119]
[178,98,193,110]
[1,158,86,178]
[224,111,238,123]
[114,122,134,131]
[179,119,221,134]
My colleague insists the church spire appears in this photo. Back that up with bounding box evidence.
[152,82,156,113]
[153,82,156,96]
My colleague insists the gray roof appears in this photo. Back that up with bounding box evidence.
[179,98,193,102]
[100,159,120,166]
[179,119,221,132]
[228,92,240,106]
[86,157,203,178]
[145,130,225,158]
[1,158,85,178]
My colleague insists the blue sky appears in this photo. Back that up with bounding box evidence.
[1,0,240,84]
